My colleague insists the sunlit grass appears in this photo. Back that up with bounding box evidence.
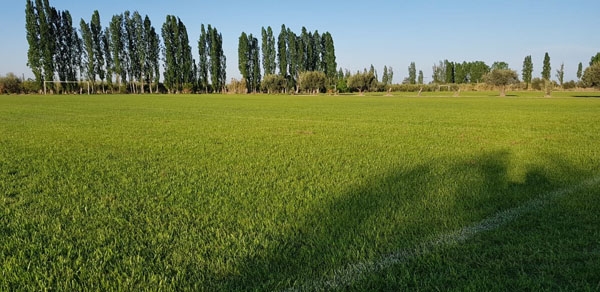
[1,93,599,290]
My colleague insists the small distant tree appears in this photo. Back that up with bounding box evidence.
[418,70,424,84]
[261,74,286,94]
[347,71,376,94]
[577,62,583,81]
[0,73,22,94]
[484,69,518,96]
[555,63,564,87]
[298,71,326,94]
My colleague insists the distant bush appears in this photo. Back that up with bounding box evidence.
[0,73,22,94]
[562,80,577,90]
[531,78,544,90]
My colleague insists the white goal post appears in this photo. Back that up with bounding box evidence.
[44,80,90,95]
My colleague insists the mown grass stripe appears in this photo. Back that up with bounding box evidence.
[287,176,600,291]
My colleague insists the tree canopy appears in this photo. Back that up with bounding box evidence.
[484,69,518,96]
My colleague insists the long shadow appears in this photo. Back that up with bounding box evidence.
[216,150,591,290]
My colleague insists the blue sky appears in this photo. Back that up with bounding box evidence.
[1,0,599,82]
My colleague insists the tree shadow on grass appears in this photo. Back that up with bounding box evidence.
[215,150,592,291]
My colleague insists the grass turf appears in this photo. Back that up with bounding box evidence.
[1,92,599,290]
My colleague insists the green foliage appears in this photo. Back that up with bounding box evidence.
[79,19,95,86]
[581,63,600,88]
[25,0,42,88]
[277,24,288,77]
[347,71,376,93]
[555,63,564,87]
[238,32,261,93]
[161,15,194,93]
[542,52,551,80]
[208,25,226,93]
[298,71,326,94]
[418,70,424,84]
[522,55,533,88]
[261,74,286,93]
[0,73,22,94]
[484,69,519,96]
[198,24,209,92]
[589,52,600,66]
[408,62,417,84]
[444,60,455,83]
[491,61,509,70]
[261,26,277,76]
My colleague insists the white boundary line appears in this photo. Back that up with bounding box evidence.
[285,176,600,291]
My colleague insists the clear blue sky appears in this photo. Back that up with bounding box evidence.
[2,0,599,82]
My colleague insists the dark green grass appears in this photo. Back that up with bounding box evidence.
[1,93,599,290]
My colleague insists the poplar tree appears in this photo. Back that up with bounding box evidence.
[542,52,551,80]
[321,32,336,87]
[418,70,424,84]
[250,35,261,93]
[522,55,533,89]
[162,15,178,93]
[39,0,56,88]
[198,24,209,92]
[102,27,113,92]
[277,24,288,77]
[25,0,43,89]
[261,26,276,76]
[90,11,105,92]
[577,62,583,81]
[408,62,417,84]
[143,16,160,93]
[109,14,125,88]
[208,25,225,92]
[80,19,95,90]
[238,32,249,92]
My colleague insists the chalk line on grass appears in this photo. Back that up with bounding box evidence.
[285,176,600,292]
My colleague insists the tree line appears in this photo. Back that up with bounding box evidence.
[25,0,225,94]
[13,0,600,96]
[237,25,337,94]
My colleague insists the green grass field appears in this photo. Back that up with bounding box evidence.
[1,92,599,291]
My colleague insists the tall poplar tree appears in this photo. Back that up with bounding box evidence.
[408,62,417,84]
[25,0,43,89]
[577,62,583,81]
[102,27,113,92]
[277,24,288,77]
[39,0,56,88]
[261,26,276,76]
[80,18,95,90]
[198,24,209,92]
[90,10,105,92]
[522,55,533,89]
[238,32,249,92]
[109,14,125,88]
[321,32,336,87]
[542,52,551,80]
[208,25,225,92]
[162,15,178,93]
